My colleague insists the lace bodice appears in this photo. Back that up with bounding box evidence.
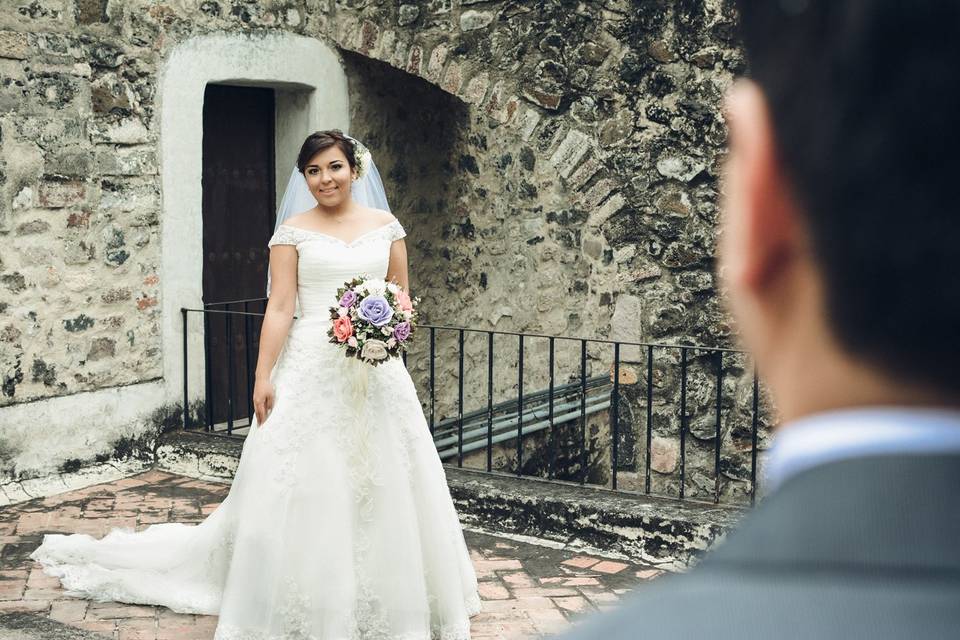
[268,219,406,318]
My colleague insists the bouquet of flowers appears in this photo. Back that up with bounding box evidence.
[328,276,420,365]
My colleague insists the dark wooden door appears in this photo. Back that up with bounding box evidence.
[201,84,276,429]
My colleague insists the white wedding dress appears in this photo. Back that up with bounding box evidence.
[30,218,482,639]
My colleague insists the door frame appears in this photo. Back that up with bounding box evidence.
[159,31,349,408]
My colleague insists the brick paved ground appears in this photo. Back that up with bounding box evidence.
[0,470,666,639]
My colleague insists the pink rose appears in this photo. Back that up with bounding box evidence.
[332,316,353,342]
[395,289,413,312]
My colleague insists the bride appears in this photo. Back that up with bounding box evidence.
[30,129,482,639]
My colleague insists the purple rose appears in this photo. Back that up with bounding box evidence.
[393,321,411,342]
[339,289,358,307]
[358,295,394,327]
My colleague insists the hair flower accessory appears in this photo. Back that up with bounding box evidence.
[345,135,371,181]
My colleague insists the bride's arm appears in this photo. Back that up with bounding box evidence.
[253,245,298,424]
[386,238,409,292]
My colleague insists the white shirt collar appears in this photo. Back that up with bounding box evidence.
[763,405,960,494]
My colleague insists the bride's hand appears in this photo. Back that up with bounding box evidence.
[253,379,275,427]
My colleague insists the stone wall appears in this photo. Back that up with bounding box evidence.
[0,0,772,485]
[331,0,771,503]
[0,18,163,407]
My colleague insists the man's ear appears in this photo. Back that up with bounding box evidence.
[723,79,802,295]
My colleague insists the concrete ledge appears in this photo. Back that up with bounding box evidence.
[446,467,743,569]
[155,430,744,568]
[155,430,241,483]
[0,459,153,507]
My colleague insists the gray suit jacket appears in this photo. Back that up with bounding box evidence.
[558,454,960,639]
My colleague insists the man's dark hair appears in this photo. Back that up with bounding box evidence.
[735,1,960,392]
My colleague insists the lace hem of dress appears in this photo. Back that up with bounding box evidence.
[214,626,473,640]
[213,596,478,640]
[30,557,220,615]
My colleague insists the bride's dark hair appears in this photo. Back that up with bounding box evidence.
[296,129,357,174]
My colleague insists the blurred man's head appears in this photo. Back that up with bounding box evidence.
[719,1,960,420]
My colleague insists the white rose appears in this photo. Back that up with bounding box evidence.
[336,307,348,317]
[360,338,389,361]
[386,282,399,294]
[364,278,387,295]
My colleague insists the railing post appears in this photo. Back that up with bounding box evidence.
[714,350,723,503]
[751,368,760,504]
[203,310,213,432]
[181,308,188,429]
[429,327,436,436]
[679,346,688,500]
[487,331,493,473]
[516,334,524,477]
[457,329,465,468]
[645,344,653,494]
[548,336,555,480]
[226,307,235,435]
[244,301,253,426]
[611,342,620,490]
[579,339,587,485]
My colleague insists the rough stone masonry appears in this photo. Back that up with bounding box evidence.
[0,0,772,497]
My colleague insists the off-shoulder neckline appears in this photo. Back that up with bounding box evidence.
[278,218,401,248]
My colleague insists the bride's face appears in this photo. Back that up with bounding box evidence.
[303,145,357,207]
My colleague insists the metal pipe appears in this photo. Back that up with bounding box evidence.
[429,374,610,437]
[437,400,612,460]
[431,394,610,449]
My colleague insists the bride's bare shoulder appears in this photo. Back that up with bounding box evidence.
[282,210,318,229]
[368,207,397,225]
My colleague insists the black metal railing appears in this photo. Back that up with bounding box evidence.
[415,325,765,505]
[182,299,768,506]
[181,297,269,436]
